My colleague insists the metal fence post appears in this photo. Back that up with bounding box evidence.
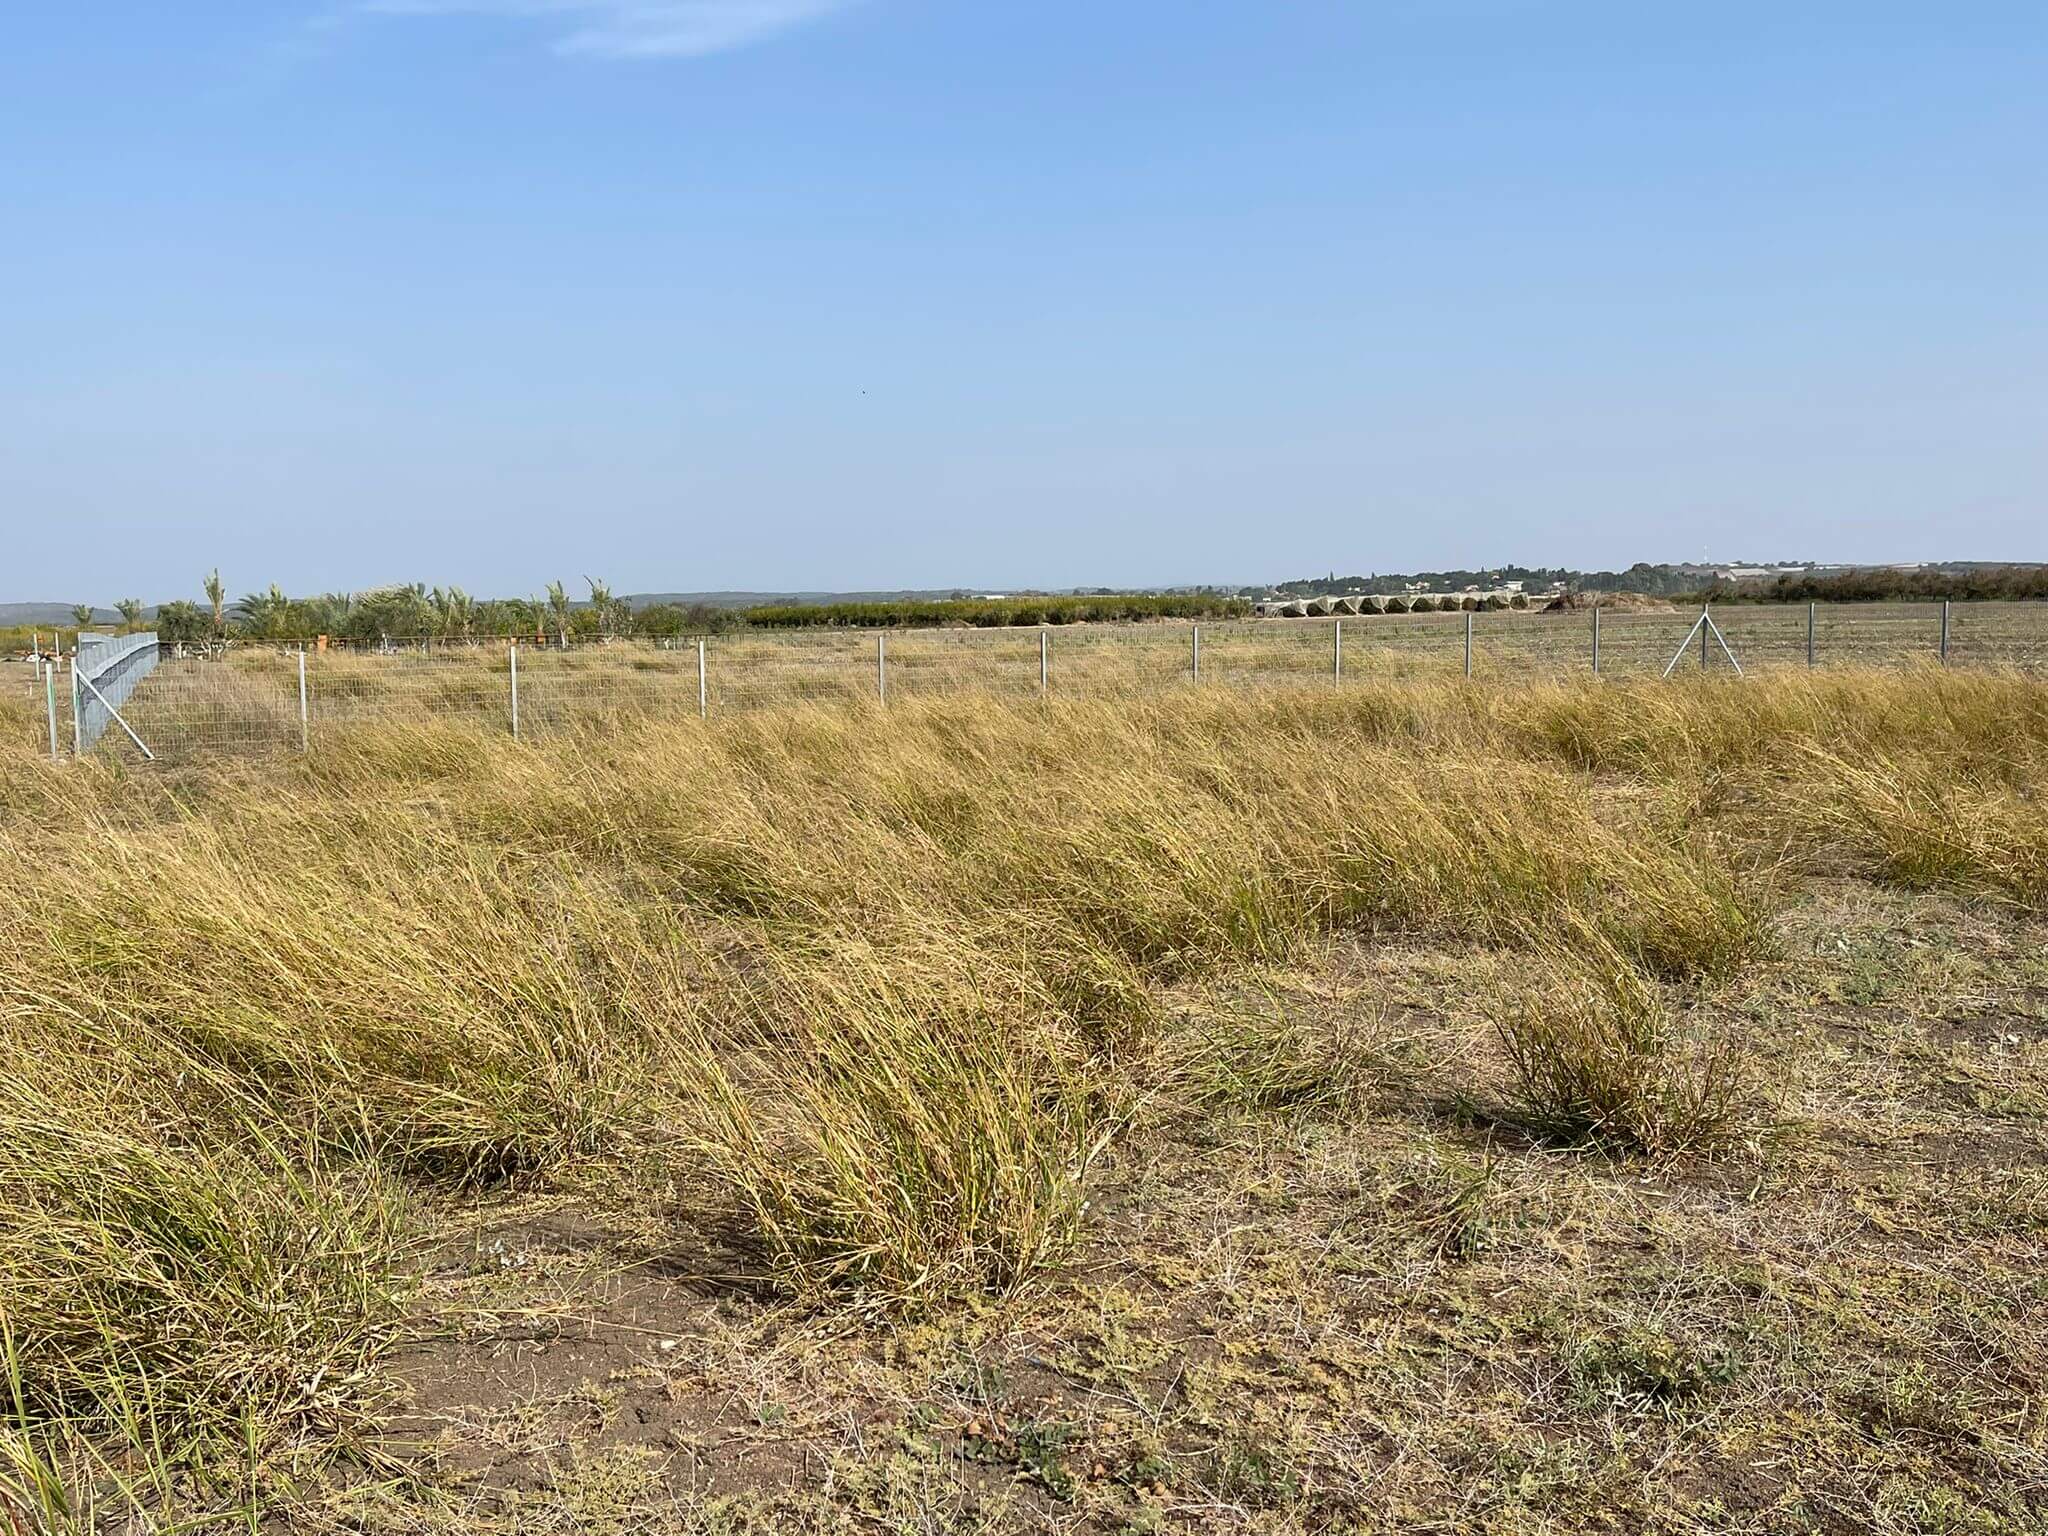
[45,663,59,760]
[1807,602,1816,669]
[877,633,887,704]
[1333,619,1342,681]
[297,647,309,754]
[1940,599,1951,665]
[1191,624,1200,684]
[698,638,708,718]
[70,659,81,758]
[1039,628,1049,693]
[508,641,520,740]
[1592,604,1601,675]
[1701,604,1710,670]
[1464,611,1473,678]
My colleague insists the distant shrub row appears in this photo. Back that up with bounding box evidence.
[1701,565,2048,604]
[741,594,1252,628]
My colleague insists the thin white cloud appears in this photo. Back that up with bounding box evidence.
[360,0,860,59]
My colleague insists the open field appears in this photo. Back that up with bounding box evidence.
[12,601,2048,764]
[2,670,2046,1533]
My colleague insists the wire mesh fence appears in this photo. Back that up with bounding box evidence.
[12,600,2048,765]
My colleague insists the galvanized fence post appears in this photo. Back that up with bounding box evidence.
[1591,604,1601,675]
[1940,599,1951,665]
[44,662,59,760]
[1464,611,1473,678]
[508,640,520,740]
[297,647,309,754]
[1701,604,1711,670]
[1191,624,1200,684]
[877,633,887,704]
[698,638,708,719]
[1333,619,1342,681]
[1807,602,1816,669]
[70,657,81,758]
[1039,628,1049,693]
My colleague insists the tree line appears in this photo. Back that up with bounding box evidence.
[99,574,742,647]
[740,594,1250,628]
[73,577,1244,646]
[1693,565,2048,604]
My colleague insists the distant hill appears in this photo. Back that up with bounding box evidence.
[0,604,121,627]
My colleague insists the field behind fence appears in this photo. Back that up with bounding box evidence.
[13,599,2048,762]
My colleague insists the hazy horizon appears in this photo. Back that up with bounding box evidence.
[12,555,2046,616]
[6,2,2044,603]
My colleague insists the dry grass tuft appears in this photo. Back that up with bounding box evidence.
[0,1030,401,1443]
[1493,931,1749,1153]
[674,939,1109,1307]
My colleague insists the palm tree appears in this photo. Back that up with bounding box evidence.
[545,580,570,648]
[115,598,144,629]
[430,586,475,641]
[235,585,292,639]
[203,570,227,639]
[398,582,431,639]
[310,592,355,639]
[585,578,632,639]
[70,604,92,628]
[584,578,615,639]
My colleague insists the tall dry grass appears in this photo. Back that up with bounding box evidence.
[1,669,2044,1503]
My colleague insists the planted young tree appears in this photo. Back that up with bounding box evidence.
[116,598,144,629]
[69,604,93,628]
[430,587,475,641]
[584,578,628,639]
[545,581,571,648]
[204,570,228,640]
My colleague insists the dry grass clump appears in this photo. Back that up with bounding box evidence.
[9,810,666,1186]
[1787,746,2048,906]
[0,1025,400,1443]
[675,939,1110,1307]
[1502,666,2048,782]
[1307,755,1761,979]
[1493,932,1748,1154]
[1178,992,1393,1115]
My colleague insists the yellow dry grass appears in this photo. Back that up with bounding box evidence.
[0,668,2043,1525]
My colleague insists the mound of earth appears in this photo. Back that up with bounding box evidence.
[1543,590,1672,613]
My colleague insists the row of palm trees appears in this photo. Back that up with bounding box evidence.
[113,573,650,646]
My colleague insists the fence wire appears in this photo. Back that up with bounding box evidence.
[12,601,2048,765]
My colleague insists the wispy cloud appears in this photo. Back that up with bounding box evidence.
[359,0,861,59]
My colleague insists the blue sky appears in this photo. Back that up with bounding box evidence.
[4,2,2044,603]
